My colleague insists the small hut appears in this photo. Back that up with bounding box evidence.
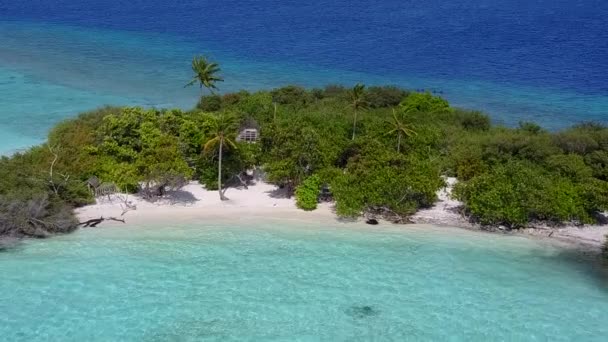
[236,117,260,143]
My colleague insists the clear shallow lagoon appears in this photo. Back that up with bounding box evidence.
[1,222,607,341]
[1,0,608,153]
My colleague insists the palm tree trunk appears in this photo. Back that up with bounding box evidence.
[218,137,225,200]
[352,110,358,140]
[397,132,402,153]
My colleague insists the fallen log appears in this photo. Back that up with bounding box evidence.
[79,217,125,228]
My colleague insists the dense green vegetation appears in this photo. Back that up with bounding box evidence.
[1,58,607,243]
[450,123,608,227]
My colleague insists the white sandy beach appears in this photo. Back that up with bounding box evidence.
[76,179,608,250]
[76,181,337,226]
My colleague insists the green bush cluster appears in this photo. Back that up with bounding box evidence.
[453,161,605,227]
[449,123,608,227]
[295,175,321,211]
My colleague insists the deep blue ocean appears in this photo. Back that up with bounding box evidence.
[1,0,607,153]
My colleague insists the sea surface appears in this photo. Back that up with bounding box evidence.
[1,222,607,341]
[1,0,607,154]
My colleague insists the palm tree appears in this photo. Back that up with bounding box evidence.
[387,109,417,153]
[349,83,368,140]
[185,56,224,95]
[203,113,237,200]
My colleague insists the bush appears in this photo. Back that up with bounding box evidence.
[223,91,247,106]
[475,130,560,163]
[295,175,321,211]
[400,92,451,114]
[545,154,593,180]
[331,144,443,217]
[585,150,608,180]
[454,161,603,227]
[518,121,544,134]
[553,131,599,155]
[449,143,487,180]
[365,86,408,108]
[0,195,78,238]
[323,84,347,98]
[196,95,222,112]
[458,111,490,131]
[271,85,310,106]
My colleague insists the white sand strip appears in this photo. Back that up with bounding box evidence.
[76,181,336,226]
[76,179,608,249]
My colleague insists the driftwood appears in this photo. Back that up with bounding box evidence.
[366,206,413,224]
[47,145,70,195]
[79,217,125,228]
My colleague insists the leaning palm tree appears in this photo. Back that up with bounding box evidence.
[387,109,417,153]
[349,83,368,140]
[203,113,238,200]
[185,56,224,95]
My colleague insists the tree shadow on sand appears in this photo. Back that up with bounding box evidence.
[265,187,291,199]
[159,190,199,206]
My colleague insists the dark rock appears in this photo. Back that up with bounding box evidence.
[366,218,379,225]
[346,305,379,318]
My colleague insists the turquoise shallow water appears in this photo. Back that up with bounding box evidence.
[1,221,607,341]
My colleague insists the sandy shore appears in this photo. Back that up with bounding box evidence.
[76,181,338,227]
[411,178,608,250]
[76,179,608,251]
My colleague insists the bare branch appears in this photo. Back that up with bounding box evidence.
[47,145,59,195]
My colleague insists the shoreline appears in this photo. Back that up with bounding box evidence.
[411,177,608,252]
[75,181,337,224]
[75,180,608,253]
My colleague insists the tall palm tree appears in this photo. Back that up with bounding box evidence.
[349,83,368,140]
[185,56,224,95]
[387,109,417,153]
[203,113,237,200]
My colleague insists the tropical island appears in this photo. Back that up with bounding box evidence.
[1,57,607,253]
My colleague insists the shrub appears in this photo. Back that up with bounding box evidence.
[323,84,347,98]
[0,195,78,238]
[311,88,324,100]
[518,121,544,134]
[553,131,599,155]
[222,91,248,106]
[585,150,608,180]
[271,85,310,106]
[453,164,530,227]
[331,145,443,217]
[458,111,490,131]
[577,178,608,215]
[400,92,451,114]
[295,175,321,211]
[449,143,487,180]
[546,154,593,180]
[196,95,222,112]
[454,161,602,227]
[476,130,560,163]
[365,86,408,108]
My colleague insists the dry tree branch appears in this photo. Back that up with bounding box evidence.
[116,188,137,217]
[47,144,60,195]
